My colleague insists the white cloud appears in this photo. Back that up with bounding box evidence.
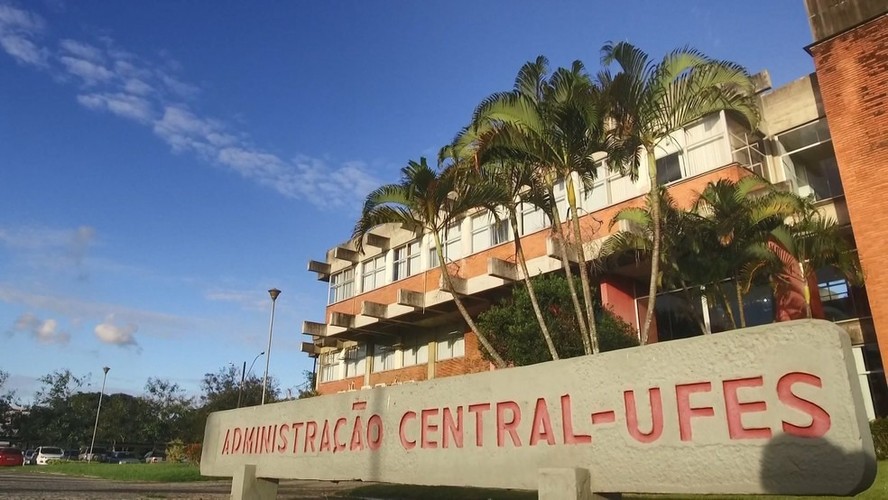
[0,4,45,33]
[59,55,114,84]
[1,34,47,66]
[11,313,70,345]
[59,39,103,63]
[94,315,139,347]
[123,78,153,96]
[77,92,154,123]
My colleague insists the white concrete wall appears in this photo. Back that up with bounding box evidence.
[202,320,875,496]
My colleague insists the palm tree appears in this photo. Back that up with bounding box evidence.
[602,188,710,335]
[441,135,561,360]
[693,177,801,328]
[600,42,760,344]
[461,56,625,355]
[352,158,507,368]
[765,199,862,319]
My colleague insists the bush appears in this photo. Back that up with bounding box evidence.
[870,418,888,459]
[166,439,186,463]
[185,443,202,464]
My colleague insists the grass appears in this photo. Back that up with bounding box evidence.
[23,461,212,482]
[14,460,888,499]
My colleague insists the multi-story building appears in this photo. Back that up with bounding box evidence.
[301,0,888,419]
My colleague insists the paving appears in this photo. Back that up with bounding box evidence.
[0,471,362,499]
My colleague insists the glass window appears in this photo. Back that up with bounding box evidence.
[777,119,842,201]
[319,351,339,382]
[817,267,858,321]
[328,268,355,304]
[393,241,420,281]
[402,335,429,366]
[652,290,704,341]
[361,255,386,292]
[656,152,683,185]
[707,281,774,333]
[436,333,465,360]
[444,221,462,260]
[372,344,396,372]
[344,344,367,378]
[471,212,510,253]
[520,202,547,235]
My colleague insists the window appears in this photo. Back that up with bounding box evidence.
[393,241,420,281]
[361,255,386,292]
[520,201,547,235]
[372,344,397,372]
[777,119,843,201]
[471,212,510,253]
[817,267,866,321]
[436,332,465,360]
[402,335,429,366]
[328,268,355,304]
[344,344,367,378]
[429,222,462,267]
[319,352,339,382]
[656,152,683,185]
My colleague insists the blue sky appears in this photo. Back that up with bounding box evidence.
[1,1,815,401]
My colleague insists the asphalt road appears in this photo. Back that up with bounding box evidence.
[0,470,362,499]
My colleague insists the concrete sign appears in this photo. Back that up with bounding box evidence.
[201,320,875,497]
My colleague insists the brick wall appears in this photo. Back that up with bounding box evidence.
[809,14,888,378]
[317,375,363,395]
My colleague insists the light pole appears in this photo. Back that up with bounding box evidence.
[237,351,264,408]
[261,288,281,405]
[88,366,110,463]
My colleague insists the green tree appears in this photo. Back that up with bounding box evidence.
[296,370,319,399]
[143,378,193,444]
[477,273,638,366]
[352,158,507,367]
[601,42,760,343]
[464,56,628,355]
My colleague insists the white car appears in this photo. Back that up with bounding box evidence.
[34,446,64,465]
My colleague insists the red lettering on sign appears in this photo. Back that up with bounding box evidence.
[221,428,231,454]
[591,410,616,425]
[350,416,365,451]
[421,408,439,449]
[723,376,771,440]
[442,407,463,449]
[333,418,347,453]
[277,423,289,453]
[367,414,383,450]
[262,424,276,453]
[468,403,491,447]
[560,394,591,445]
[319,420,333,452]
[291,422,303,454]
[399,412,416,450]
[778,372,831,438]
[676,382,715,441]
[624,388,663,443]
[529,397,555,446]
[496,401,522,447]
[244,426,256,453]
[304,421,317,453]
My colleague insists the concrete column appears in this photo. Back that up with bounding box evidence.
[231,464,278,500]
[427,339,437,380]
[538,468,621,500]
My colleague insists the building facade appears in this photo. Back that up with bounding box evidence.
[301,1,888,419]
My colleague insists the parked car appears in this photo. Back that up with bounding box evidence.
[0,447,24,467]
[79,446,107,462]
[34,446,64,465]
[143,450,166,463]
[62,449,79,461]
[23,449,35,465]
[105,451,140,464]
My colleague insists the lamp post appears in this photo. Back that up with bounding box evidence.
[88,366,110,463]
[261,288,281,405]
[237,351,264,408]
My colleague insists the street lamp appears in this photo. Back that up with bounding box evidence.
[88,366,110,463]
[261,288,281,405]
[237,351,264,408]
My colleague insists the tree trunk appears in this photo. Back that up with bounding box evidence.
[734,278,747,328]
[800,261,813,319]
[547,185,592,355]
[566,176,600,354]
[640,148,660,345]
[680,280,709,335]
[433,230,507,368]
[509,209,559,360]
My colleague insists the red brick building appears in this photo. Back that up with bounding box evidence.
[301,2,888,419]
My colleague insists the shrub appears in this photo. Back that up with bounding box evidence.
[166,439,186,463]
[185,443,202,464]
[870,418,888,460]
